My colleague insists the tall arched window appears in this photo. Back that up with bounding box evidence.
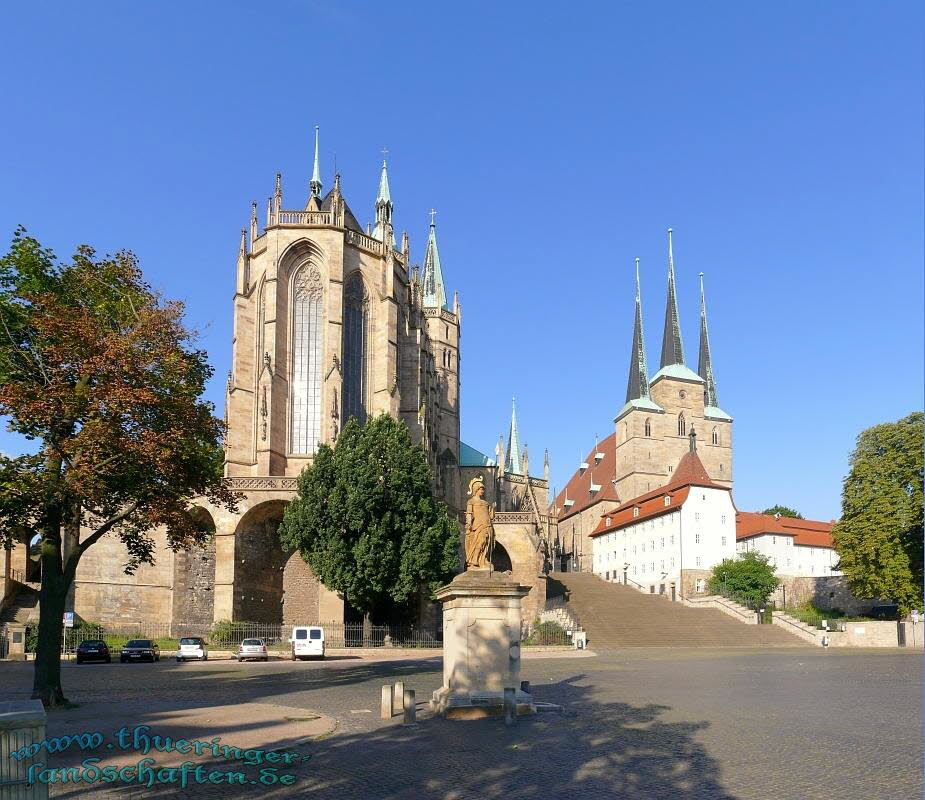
[712,427,719,445]
[290,264,323,454]
[644,418,651,437]
[342,272,369,425]
[678,414,686,437]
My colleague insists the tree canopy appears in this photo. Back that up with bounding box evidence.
[279,414,460,619]
[708,552,780,608]
[760,505,803,519]
[0,230,236,705]
[832,412,923,616]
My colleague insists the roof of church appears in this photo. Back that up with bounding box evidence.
[736,512,835,548]
[459,441,496,467]
[550,432,619,521]
[588,449,727,537]
[320,188,363,232]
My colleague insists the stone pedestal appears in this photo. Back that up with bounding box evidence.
[7,624,27,661]
[430,569,534,719]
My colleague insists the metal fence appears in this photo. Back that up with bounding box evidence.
[36,621,444,654]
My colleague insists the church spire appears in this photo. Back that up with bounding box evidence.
[698,273,719,408]
[626,258,651,403]
[505,397,523,475]
[373,152,393,241]
[660,228,685,368]
[422,209,447,309]
[309,126,322,198]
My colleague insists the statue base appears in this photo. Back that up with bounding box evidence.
[429,569,534,719]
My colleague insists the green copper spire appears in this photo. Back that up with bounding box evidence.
[373,153,393,241]
[660,228,686,368]
[698,273,719,407]
[626,258,651,403]
[422,210,447,309]
[309,126,322,198]
[377,158,391,205]
[505,397,523,475]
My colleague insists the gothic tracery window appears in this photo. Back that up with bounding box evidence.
[712,427,719,445]
[290,264,323,454]
[644,418,651,437]
[342,272,370,425]
[678,414,686,437]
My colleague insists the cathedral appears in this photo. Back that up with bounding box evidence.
[551,230,733,571]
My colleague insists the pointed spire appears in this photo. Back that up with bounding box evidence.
[235,228,248,294]
[660,228,685,368]
[422,210,448,309]
[309,126,322,198]
[266,196,273,228]
[377,158,391,205]
[543,448,550,484]
[274,173,282,213]
[373,152,393,241]
[250,202,258,242]
[698,273,719,408]
[505,397,524,475]
[626,258,652,403]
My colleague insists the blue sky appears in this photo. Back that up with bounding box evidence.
[1,2,922,521]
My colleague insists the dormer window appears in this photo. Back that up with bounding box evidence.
[595,451,604,463]
[664,496,671,507]
[633,507,640,518]
[606,516,612,526]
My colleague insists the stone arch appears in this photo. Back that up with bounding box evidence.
[490,541,513,573]
[233,500,288,623]
[171,507,217,627]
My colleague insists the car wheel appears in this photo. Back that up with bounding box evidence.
[202,655,207,662]
[155,655,160,662]
[262,656,268,662]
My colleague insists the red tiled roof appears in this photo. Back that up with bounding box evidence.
[736,512,835,548]
[550,432,618,521]
[589,450,727,538]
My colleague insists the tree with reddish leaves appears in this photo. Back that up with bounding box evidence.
[0,229,237,706]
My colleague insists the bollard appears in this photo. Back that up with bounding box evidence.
[402,689,417,725]
[520,680,531,695]
[504,687,516,726]
[392,681,404,715]
[381,685,393,719]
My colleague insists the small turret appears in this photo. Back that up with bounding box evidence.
[274,173,282,214]
[373,155,393,241]
[309,126,322,199]
[235,228,248,295]
[250,202,258,243]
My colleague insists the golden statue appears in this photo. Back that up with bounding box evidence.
[465,476,495,570]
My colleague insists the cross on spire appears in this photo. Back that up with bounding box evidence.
[429,208,437,226]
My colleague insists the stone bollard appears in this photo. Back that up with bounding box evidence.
[383,634,393,648]
[380,685,392,719]
[503,687,516,726]
[402,689,417,725]
[392,681,404,715]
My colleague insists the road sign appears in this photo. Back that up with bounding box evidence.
[63,611,74,628]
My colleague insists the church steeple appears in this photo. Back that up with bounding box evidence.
[660,228,685,368]
[309,126,322,199]
[422,210,447,309]
[626,258,651,403]
[698,273,718,409]
[373,154,393,240]
[505,397,523,475]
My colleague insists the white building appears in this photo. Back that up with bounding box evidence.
[589,439,737,598]
[736,513,840,578]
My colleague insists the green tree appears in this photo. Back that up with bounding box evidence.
[832,412,924,616]
[709,552,780,607]
[760,505,803,519]
[0,230,236,706]
[279,414,460,619]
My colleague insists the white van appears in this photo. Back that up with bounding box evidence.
[290,626,325,660]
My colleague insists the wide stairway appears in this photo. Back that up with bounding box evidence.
[551,572,804,648]
[0,584,40,624]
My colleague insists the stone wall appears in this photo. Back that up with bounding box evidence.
[234,505,288,624]
[828,621,905,648]
[680,568,713,598]
[772,575,879,615]
[171,536,216,628]
[282,552,320,626]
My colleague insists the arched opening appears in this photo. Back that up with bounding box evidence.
[233,501,288,624]
[491,541,513,573]
[171,507,217,628]
[644,418,652,437]
[290,261,324,454]
[678,414,686,437]
[712,427,719,445]
[342,271,370,425]
[26,533,42,582]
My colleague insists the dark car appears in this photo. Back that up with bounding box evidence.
[75,639,111,664]
[120,639,160,663]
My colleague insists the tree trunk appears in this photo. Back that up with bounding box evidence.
[32,568,68,707]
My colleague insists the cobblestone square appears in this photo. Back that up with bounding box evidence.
[1,647,920,799]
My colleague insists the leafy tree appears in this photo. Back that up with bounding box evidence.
[760,505,803,519]
[0,230,236,706]
[279,414,460,619]
[832,412,924,616]
[708,552,780,607]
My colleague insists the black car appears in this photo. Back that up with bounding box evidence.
[120,639,160,663]
[75,639,111,664]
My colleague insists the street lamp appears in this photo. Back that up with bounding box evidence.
[722,571,727,596]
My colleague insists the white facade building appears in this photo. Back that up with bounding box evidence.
[735,513,840,578]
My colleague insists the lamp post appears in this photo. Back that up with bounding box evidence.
[722,571,727,596]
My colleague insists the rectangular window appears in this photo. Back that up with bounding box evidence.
[721,515,726,524]
[695,512,700,521]
[695,534,700,544]
[670,557,675,567]
[696,556,702,567]
[721,536,727,546]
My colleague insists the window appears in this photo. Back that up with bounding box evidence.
[721,515,726,524]
[664,496,671,506]
[695,533,700,544]
[712,427,719,445]
[695,578,706,593]
[606,516,612,526]
[670,535,674,545]
[670,557,675,567]
[650,540,654,550]
[644,418,651,437]
[650,562,655,572]
[721,536,726,546]
[695,556,701,567]
[660,537,664,548]
[641,543,645,553]
[678,414,686,436]
[660,560,665,570]
[695,512,700,521]
[290,264,324,454]
[667,465,673,473]
[342,272,370,425]
[633,507,639,518]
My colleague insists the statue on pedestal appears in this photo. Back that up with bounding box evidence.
[464,476,495,570]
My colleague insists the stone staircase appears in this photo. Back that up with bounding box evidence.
[0,584,40,624]
[551,572,805,648]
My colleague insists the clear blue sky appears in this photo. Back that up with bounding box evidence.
[1,2,922,521]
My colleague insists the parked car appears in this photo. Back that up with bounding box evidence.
[175,637,209,662]
[75,639,111,664]
[120,639,160,663]
[237,638,269,662]
[290,626,325,660]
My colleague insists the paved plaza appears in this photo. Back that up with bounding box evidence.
[1,647,921,799]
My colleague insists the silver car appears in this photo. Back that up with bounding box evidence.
[237,638,269,662]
